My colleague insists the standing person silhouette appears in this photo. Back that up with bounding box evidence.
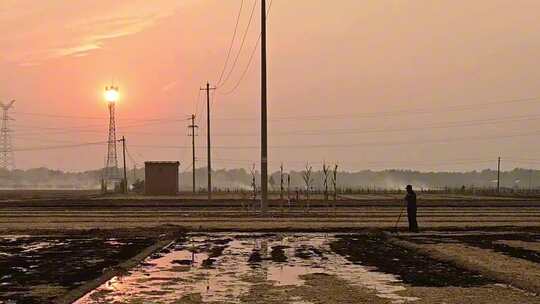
[405,185,419,232]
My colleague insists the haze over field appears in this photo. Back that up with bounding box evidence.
[1,167,538,191]
[2,0,540,172]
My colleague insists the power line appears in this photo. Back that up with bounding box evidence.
[11,95,540,124]
[21,112,534,138]
[194,89,203,122]
[216,0,244,86]
[12,111,191,123]
[218,0,258,88]
[219,35,261,95]
[127,128,540,150]
[13,118,191,136]
[213,96,540,120]
[124,144,138,166]
[219,0,274,95]
[198,157,497,167]
[10,141,107,152]
[188,114,198,193]
[262,113,540,136]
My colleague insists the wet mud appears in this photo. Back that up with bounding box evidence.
[0,234,155,304]
[407,233,540,264]
[75,233,470,304]
[330,234,495,287]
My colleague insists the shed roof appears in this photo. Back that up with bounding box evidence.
[145,161,180,165]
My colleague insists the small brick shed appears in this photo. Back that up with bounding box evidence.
[144,161,180,195]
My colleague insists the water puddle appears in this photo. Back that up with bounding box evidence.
[76,234,419,304]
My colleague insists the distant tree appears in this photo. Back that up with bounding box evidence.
[323,162,330,202]
[302,164,313,209]
[269,176,276,192]
[132,179,144,193]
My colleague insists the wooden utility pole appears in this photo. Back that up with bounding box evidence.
[497,157,501,193]
[261,0,268,212]
[121,136,127,194]
[188,114,198,193]
[201,83,216,201]
[280,163,284,200]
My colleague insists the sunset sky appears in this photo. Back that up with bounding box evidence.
[2,0,540,172]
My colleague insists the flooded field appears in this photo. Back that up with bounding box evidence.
[0,233,155,304]
[1,230,539,303]
[75,233,537,304]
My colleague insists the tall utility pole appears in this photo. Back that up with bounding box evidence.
[104,86,120,187]
[121,136,127,194]
[260,0,269,212]
[497,157,501,193]
[188,114,199,193]
[201,82,216,201]
[280,163,284,200]
[0,100,15,170]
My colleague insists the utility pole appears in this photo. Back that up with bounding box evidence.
[280,163,284,200]
[188,114,198,193]
[121,136,128,194]
[0,100,15,170]
[260,0,269,212]
[201,82,216,201]
[497,157,501,193]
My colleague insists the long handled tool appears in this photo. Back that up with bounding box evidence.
[394,206,406,234]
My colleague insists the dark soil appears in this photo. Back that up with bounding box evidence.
[202,258,216,268]
[208,245,227,258]
[0,234,155,304]
[248,249,263,264]
[172,259,193,265]
[295,245,325,260]
[330,234,495,287]
[212,238,233,245]
[270,245,288,262]
[408,233,540,264]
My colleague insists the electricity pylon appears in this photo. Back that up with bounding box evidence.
[104,86,120,185]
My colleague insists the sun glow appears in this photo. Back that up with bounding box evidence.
[105,86,119,103]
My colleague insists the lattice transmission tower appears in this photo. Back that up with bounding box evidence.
[0,100,15,170]
[104,86,120,183]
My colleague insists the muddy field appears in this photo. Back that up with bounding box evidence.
[1,192,540,303]
[3,230,539,303]
[0,231,160,304]
[73,232,540,304]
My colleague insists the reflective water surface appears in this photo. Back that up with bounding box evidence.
[75,234,419,304]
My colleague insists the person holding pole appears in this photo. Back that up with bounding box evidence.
[405,185,419,232]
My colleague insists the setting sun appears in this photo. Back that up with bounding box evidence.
[104,86,119,103]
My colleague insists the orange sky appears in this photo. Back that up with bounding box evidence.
[2,0,540,172]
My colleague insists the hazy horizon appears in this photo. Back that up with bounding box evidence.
[2,0,540,172]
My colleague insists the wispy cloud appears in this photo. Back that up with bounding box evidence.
[161,80,181,92]
[0,1,183,66]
